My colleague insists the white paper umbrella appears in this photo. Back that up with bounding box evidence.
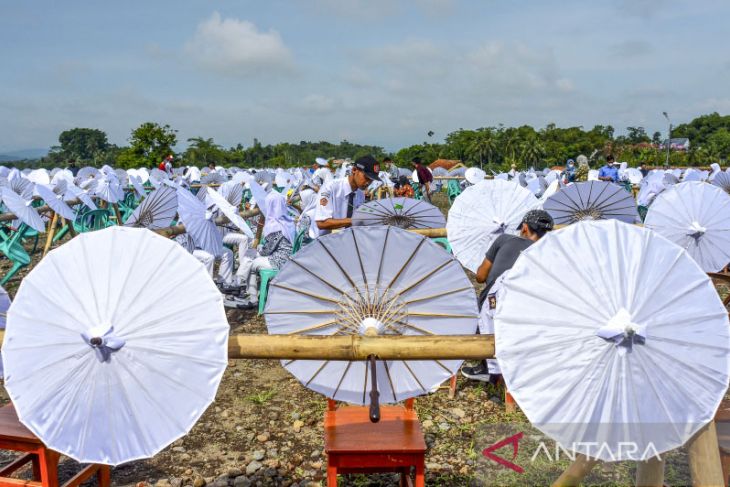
[125,185,178,230]
[712,172,730,195]
[543,181,637,225]
[34,184,76,221]
[94,179,122,204]
[0,285,10,378]
[64,183,97,210]
[205,187,254,238]
[447,179,537,272]
[1,188,45,233]
[265,226,478,406]
[644,181,730,272]
[464,167,486,185]
[218,181,243,208]
[129,175,148,199]
[176,187,223,255]
[495,220,730,461]
[2,226,229,465]
[3,176,34,200]
[352,198,445,230]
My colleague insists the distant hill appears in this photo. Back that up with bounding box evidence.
[0,148,48,162]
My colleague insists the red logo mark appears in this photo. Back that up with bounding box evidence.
[374,164,380,173]
[482,432,524,473]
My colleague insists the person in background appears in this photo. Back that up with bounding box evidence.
[639,163,650,178]
[507,164,517,180]
[598,155,619,182]
[235,191,295,307]
[412,157,433,202]
[67,160,79,177]
[159,154,174,175]
[314,155,380,236]
[207,161,216,173]
[394,175,415,198]
[383,157,399,180]
[461,209,555,383]
[564,159,576,183]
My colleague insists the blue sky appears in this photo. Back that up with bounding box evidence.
[1,0,728,153]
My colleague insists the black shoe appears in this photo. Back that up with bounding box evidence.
[461,362,492,382]
[223,295,256,310]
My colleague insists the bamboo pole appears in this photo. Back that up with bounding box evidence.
[227,334,493,360]
[0,198,83,223]
[551,454,599,487]
[112,204,123,225]
[687,421,725,486]
[0,331,493,360]
[409,228,447,238]
[635,456,665,487]
[42,212,59,257]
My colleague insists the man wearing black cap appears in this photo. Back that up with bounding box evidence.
[462,209,555,383]
[314,155,381,236]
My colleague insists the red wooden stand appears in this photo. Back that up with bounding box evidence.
[324,398,426,487]
[0,405,110,487]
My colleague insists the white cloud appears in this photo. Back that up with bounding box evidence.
[184,12,293,76]
[299,94,338,114]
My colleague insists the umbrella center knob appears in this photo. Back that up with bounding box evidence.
[687,221,706,240]
[360,317,385,336]
[89,337,103,347]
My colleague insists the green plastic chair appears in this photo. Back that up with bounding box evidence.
[73,208,114,233]
[257,268,279,315]
[431,237,452,254]
[447,180,461,205]
[638,205,649,222]
[0,224,33,285]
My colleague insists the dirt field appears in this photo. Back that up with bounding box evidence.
[0,192,710,486]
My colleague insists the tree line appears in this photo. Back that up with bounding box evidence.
[7,112,730,171]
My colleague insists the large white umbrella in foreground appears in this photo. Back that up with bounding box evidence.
[644,181,730,272]
[3,226,229,465]
[447,179,536,272]
[496,220,730,461]
[265,226,478,408]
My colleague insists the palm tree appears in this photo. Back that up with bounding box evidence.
[520,137,546,170]
[467,130,497,170]
[186,137,222,166]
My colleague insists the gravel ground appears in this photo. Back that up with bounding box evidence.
[0,192,712,486]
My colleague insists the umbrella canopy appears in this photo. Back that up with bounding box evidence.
[644,181,730,272]
[712,172,730,195]
[206,187,254,238]
[94,179,122,204]
[3,226,229,465]
[265,225,478,405]
[1,188,45,233]
[218,181,243,208]
[34,184,76,221]
[129,175,148,199]
[0,285,10,378]
[543,181,637,225]
[464,167,486,185]
[447,179,536,272]
[125,185,178,230]
[64,183,97,210]
[176,187,223,255]
[352,198,445,230]
[495,220,730,461]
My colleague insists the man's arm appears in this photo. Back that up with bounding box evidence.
[316,218,352,231]
[475,258,493,284]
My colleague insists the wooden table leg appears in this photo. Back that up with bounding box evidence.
[326,463,338,487]
[97,465,111,487]
[636,456,665,487]
[38,449,59,487]
[551,454,599,487]
[688,420,725,487]
[415,459,425,487]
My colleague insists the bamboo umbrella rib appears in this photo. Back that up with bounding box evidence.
[388,319,434,336]
[403,286,473,305]
[305,360,330,387]
[266,310,336,315]
[375,226,391,287]
[350,229,371,312]
[407,312,477,318]
[316,240,363,299]
[285,319,339,335]
[289,260,343,295]
[400,360,427,393]
[396,260,453,296]
[434,359,454,375]
[332,361,353,398]
[268,283,340,304]
[382,360,398,402]
[385,238,426,291]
